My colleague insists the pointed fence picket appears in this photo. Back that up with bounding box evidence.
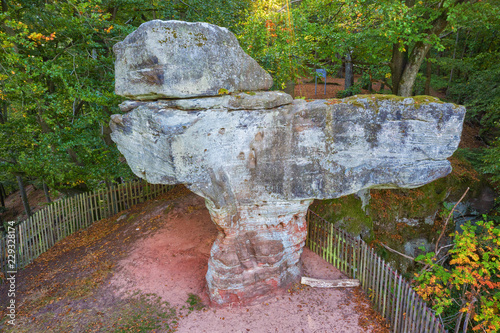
[306,210,446,333]
[1,180,174,274]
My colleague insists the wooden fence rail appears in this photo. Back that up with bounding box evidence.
[0,180,173,273]
[306,210,446,333]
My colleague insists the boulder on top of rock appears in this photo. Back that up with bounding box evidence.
[114,20,273,100]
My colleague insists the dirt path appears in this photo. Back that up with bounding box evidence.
[110,193,388,332]
[1,188,388,332]
[293,75,446,100]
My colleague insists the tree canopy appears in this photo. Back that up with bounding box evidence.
[0,0,251,194]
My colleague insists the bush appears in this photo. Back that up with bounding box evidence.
[337,83,362,98]
[413,220,500,332]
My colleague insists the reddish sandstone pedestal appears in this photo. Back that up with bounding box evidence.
[205,200,313,305]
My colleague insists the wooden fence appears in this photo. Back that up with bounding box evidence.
[0,180,173,273]
[306,210,446,333]
[2,184,445,332]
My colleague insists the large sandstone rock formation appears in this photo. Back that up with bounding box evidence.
[111,20,466,306]
[114,20,272,100]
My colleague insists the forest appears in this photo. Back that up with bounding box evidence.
[0,0,499,332]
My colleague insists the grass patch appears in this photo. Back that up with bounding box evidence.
[2,292,179,333]
[112,293,178,333]
[20,287,58,311]
[127,213,138,221]
[163,205,173,215]
[185,293,204,312]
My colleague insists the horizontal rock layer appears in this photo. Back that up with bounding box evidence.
[110,94,465,206]
[114,20,273,100]
[118,91,293,112]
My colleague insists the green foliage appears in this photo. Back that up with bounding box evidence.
[0,0,252,193]
[336,83,362,98]
[454,148,486,173]
[448,62,500,137]
[414,220,500,332]
[238,0,493,96]
[0,0,498,195]
[481,140,500,187]
[441,13,500,188]
[312,194,372,237]
[237,0,307,89]
[0,0,135,192]
[185,293,204,312]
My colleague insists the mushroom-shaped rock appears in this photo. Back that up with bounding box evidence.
[110,21,466,306]
[114,20,273,100]
[111,94,465,305]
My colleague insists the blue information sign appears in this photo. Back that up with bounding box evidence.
[315,69,327,95]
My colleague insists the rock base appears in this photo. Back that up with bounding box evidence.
[205,200,312,305]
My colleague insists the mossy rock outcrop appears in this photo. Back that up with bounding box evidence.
[311,153,489,274]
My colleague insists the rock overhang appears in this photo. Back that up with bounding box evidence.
[111,93,465,206]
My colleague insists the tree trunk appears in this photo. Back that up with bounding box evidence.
[390,0,415,95]
[16,175,32,217]
[391,4,452,97]
[446,29,460,98]
[283,80,296,98]
[336,53,344,78]
[398,41,434,96]
[0,184,5,207]
[390,44,408,95]
[425,52,432,95]
[102,106,115,146]
[111,6,118,21]
[43,182,51,203]
[397,11,449,97]
[344,52,354,93]
[436,51,442,76]
[454,299,467,333]
[0,101,6,124]
[456,30,470,80]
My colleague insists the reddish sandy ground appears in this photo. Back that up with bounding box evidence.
[1,188,389,332]
[293,75,446,100]
[110,192,389,332]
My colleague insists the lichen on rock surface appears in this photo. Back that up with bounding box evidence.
[113,20,273,100]
[111,95,465,202]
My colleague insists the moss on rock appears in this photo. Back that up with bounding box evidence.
[310,194,372,237]
[310,151,485,274]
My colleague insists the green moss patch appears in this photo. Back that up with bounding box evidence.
[311,194,372,237]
